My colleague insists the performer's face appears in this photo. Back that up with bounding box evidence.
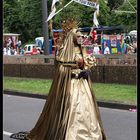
[76,35,83,45]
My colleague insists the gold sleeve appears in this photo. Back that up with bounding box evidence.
[55,44,64,61]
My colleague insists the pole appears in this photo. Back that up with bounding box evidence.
[54,0,74,16]
[112,10,136,13]
[42,0,50,55]
[126,0,136,12]
[49,19,55,45]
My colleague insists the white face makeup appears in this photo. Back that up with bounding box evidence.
[76,32,84,45]
[77,36,83,45]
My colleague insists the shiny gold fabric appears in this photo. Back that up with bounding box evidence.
[26,29,106,140]
[65,78,102,140]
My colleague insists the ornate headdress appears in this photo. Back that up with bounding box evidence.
[62,18,78,34]
[56,18,79,45]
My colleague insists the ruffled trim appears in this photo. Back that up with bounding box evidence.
[84,55,96,70]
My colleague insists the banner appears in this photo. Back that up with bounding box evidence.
[47,0,99,27]
[47,0,74,21]
[110,35,117,47]
[111,48,117,53]
[74,0,97,8]
[74,0,99,27]
[110,35,117,53]
[93,4,99,27]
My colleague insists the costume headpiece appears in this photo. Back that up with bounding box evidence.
[62,18,78,34]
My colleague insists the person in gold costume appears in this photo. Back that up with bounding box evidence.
[10,19,107,140]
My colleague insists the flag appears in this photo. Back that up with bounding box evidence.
[47,0,59,21]
[74,0,97,8]
[93,4,99,27]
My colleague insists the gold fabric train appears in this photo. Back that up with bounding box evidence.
[26,29,107,140]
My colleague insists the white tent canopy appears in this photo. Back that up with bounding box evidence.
[128,30,137,36]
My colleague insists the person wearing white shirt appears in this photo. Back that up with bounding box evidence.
[18,40,21,47]
[104,43,110,54]
[7,47,11,55]
[7,38,12,48]
[3,47,7,55]
[93,43,100,54]
[14,49,17,55]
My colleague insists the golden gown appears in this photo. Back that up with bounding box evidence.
[11,28,107,140]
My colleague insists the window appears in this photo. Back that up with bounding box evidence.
[28,46,31,51]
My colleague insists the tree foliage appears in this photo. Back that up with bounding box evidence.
[3,0,137,43]
[4,0,42,42]
[107,0,125,10]
[49,0,110,28]
[108,0,137,31]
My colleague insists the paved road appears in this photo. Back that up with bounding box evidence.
[3,94,137,140]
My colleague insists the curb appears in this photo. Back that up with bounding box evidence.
[4,90,137,110]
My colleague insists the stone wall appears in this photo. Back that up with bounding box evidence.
[3,54,137,65]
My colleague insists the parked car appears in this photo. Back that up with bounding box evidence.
[24,44,40,55]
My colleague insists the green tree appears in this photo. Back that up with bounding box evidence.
[17,0,43,42]
[4,0,43,42]
[3,0,136,43]
[3,0,22,33]
[98,0,110,25]
[108,0,137,31]
[108,0,125,10]
[51,0,110,28]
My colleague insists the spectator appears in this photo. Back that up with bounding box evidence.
[127,44,134,54]
[14,49,17,55]
[99,46,102,54]
[7,47,11,55]
[121,39,128,54]
[103,42,110,54]
[3,47,7,55]
[7,37,12,48]
[20,47,25,55]
[93,43,100,54]
[37,48,40,54]
[10,47,15,55]
[16,39,22,48]
[37,48,43,54]
[32,46,38,55]
[132,42,137,53]
[16,39,22,54]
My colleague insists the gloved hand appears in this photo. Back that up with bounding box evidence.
[78,71,89,79]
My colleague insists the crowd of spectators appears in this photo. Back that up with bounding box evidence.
[3,34,137,56]
[3,37,21,55]
[91,36,137,55]
[121,35,137,54]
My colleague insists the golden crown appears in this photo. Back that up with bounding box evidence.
[62,18,78,33]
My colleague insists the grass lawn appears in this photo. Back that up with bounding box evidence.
[3,77,137,105]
